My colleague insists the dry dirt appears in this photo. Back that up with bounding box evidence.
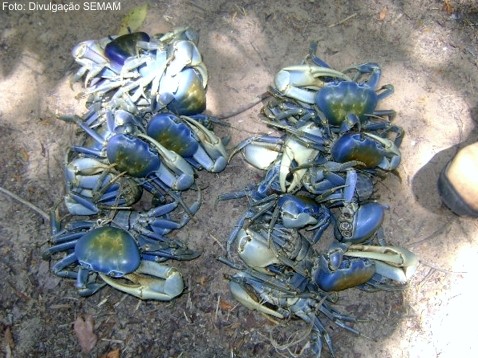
[1,1,478,357]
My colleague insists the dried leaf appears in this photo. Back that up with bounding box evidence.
[18,147,29,162]
[219,298,234,311]
[378,8,387,21]
[117,4,148,35]
[197,275,208,285]
[443,0,453,15]
[73,315,98,353]
[100,348,121,358]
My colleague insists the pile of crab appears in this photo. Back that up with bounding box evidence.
[42,27,228,301]
[220,43,418,357]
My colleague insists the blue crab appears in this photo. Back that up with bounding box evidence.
[226,236,417,356]
[313,62,396,133]
[229,120,329,192]
[63,154,143,215]
[331,132,401,171]
[43,221,187,300]
[230,221,417,290]
[146,113,227,173]
[72,27,208,115]
[218,168,331,256]
[228,270,358,357]
[273,42,403,139]
[309,167,387,244]
[315,242,418,292]
[63,112,196,192]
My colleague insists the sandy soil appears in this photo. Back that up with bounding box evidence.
[1,1,478,357]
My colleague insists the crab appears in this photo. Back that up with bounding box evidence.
[272,42,403,139]
[63,154,144,215]
[231,219,417,288]
[230,120,329,193]
[146,112,228,173]
[42,186,202,300]
[228,270,358,357]
[315,242,419,291]
[62,111,196,192]
[43,222,186,300]
[72,28,207,115]
[314,62,396,133]
[224,192,331,258]
[232,224,316,280]
[307,166,387,244]
[331,132,401,171]
[225,231,418,356]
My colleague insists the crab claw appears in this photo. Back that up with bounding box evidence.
[363,133,401,170]
[170,40,208,87]
[181,116,228,172]
[137,133,195,190]
[314,243,376,292]
[235,228,280,274]
[280,123,322,192]
[228,272,285,319]
[99,261,184,301]
[229,135,282,170]
[274,65,351,104]
[274,65,349,101]
[345,244,419,284]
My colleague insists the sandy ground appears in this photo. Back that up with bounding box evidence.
[1,0,478,357]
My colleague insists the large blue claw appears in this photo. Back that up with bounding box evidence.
[335,202,386,244]
[315,248,376,292]
[332,132,401,170]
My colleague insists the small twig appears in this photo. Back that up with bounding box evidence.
[218,95,268,120]
[416,266,436,289]
[187,1,206,12]
[114,294,129,307]
[183,311,192,323]
[0,186,49,221]
[328,13,358,28]
[97,298,108,307]
[186,277,194,310]
[407,223,449,247]
[134,300,141,311]
[234,4,247,17]
[210,234,226,253]
[257,324,312,356]
[100,338,124,344]
[215,295,221,322]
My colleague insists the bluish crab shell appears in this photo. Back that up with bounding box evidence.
[106,134,161,178]
[331,132,384,168]
[165,68,206,115]
[146,113,199,157]
[316,81,378,125]
[315,255,376,292]
[104,32,150,67]
[75,226,140,277]
[278,194,323,228]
